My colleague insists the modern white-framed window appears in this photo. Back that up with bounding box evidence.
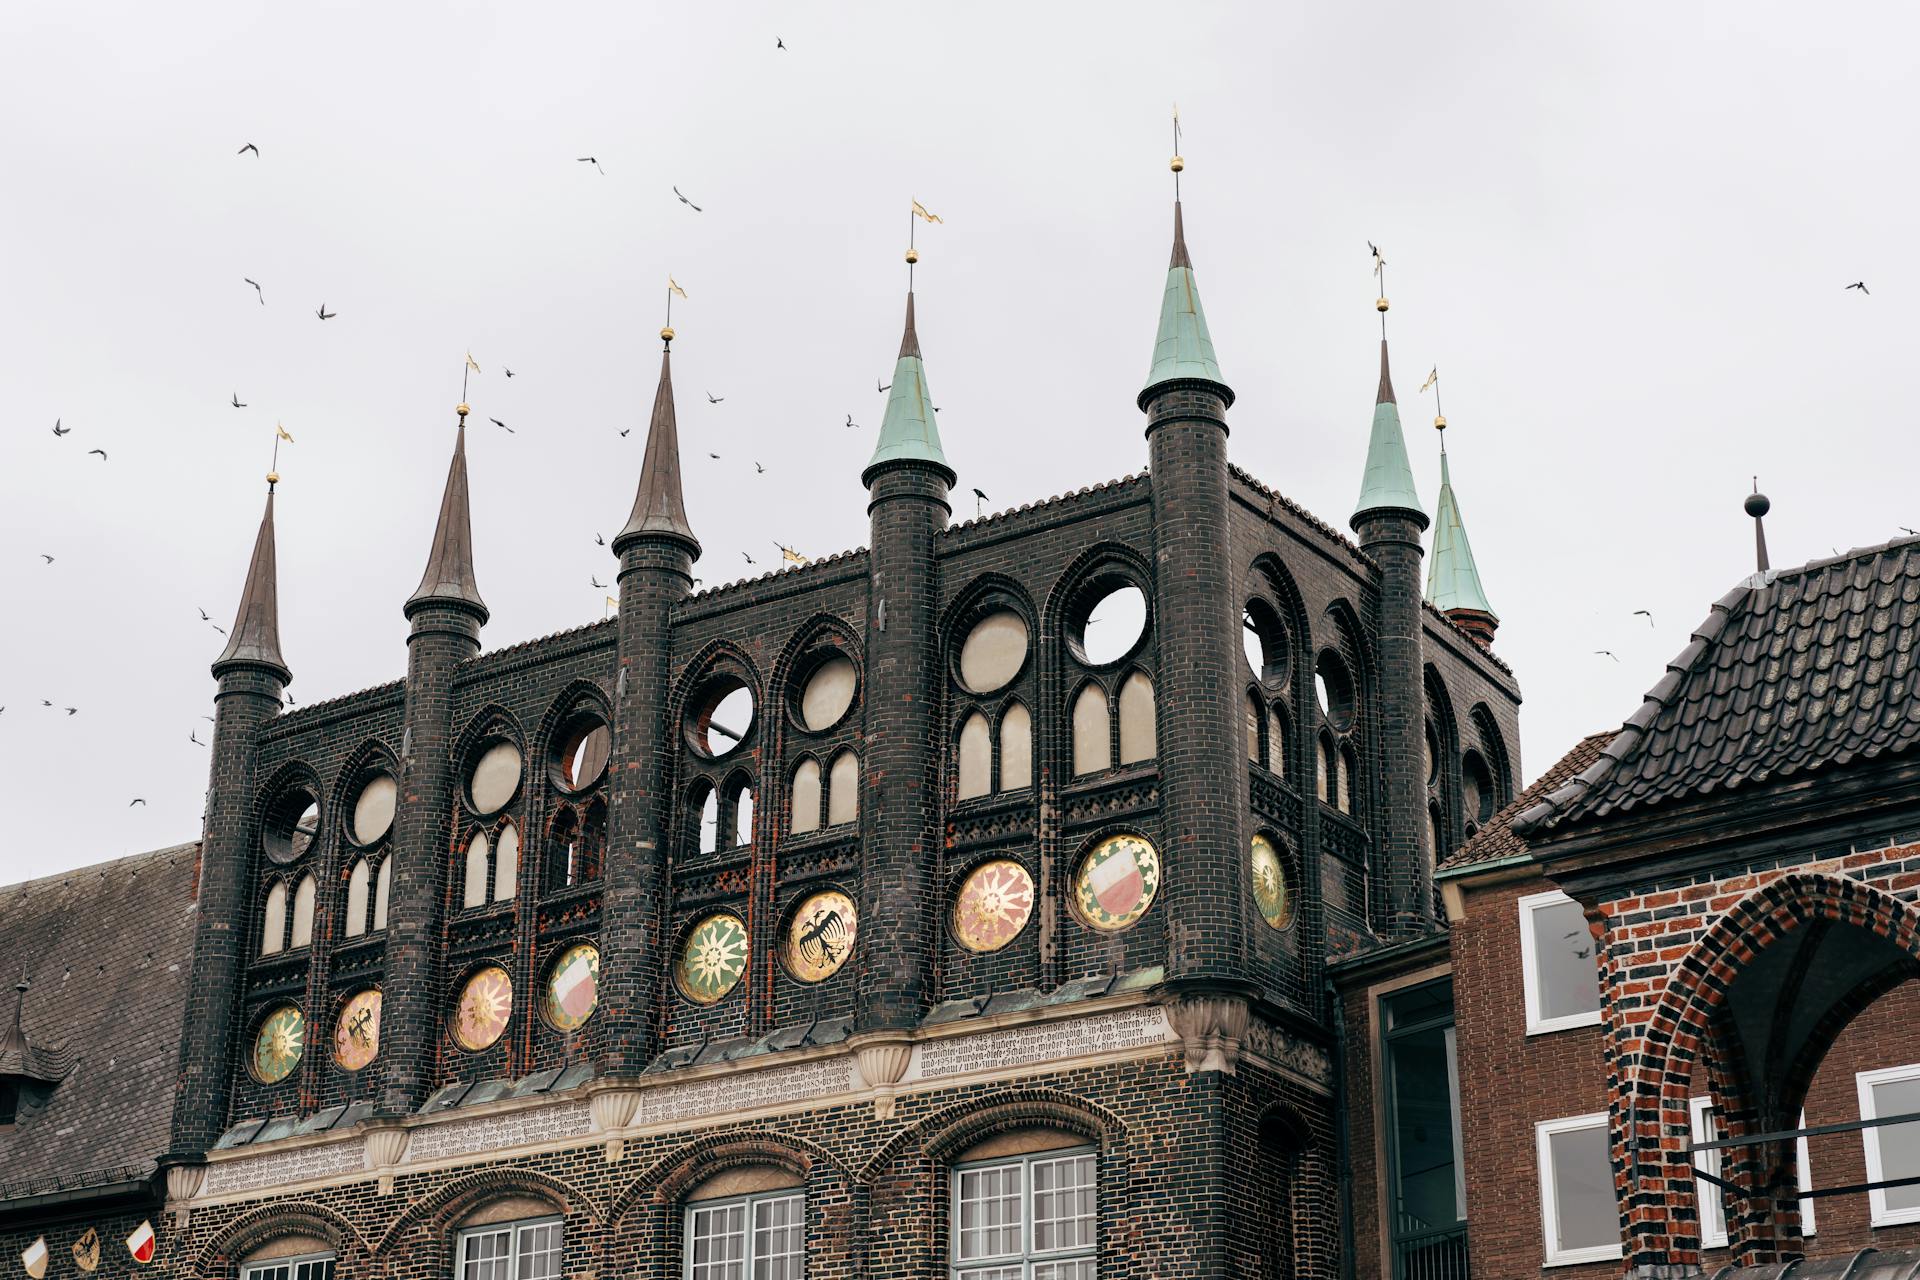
[684,1188,805,1280]
[1518,889,1603,1035]
[456,1215,563,1280]
[1689,1097,1816,1248]
[1536,1113,1622,1267]
[241,1253,336,1280]
[952,1147,1098,1279]
[1857,1063,1920,1227]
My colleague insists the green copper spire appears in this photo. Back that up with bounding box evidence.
[1426,449,1496,621]
[1350,340,1427,528]
[1140,202,1225,400]
[864,291,954,485]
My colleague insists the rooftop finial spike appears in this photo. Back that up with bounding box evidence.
[214,481,292,681]
[1745,479,1772,574]
[615,332,701,556]
[1351,256,1426,529]
[1139,126,1228,405]
[1425,409,1497,644]
[405,399,489,622]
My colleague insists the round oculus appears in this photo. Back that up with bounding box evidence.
[1250,834,1294,930]
[798,656,857,732]
[953,859,1036,953]
[332,989,383,1071]
[557,721,611,792]
[252,1004,306,1084]
[469,741,522,815]
[542,942,601,1031]
[676,912,748,1005]
[781,890,857,983]
[958,610,1029,694]
[1071,833,1161,932]
[451,964,513,1051]
[351,774,397,844]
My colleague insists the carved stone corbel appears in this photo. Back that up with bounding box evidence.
[164,1162,206,1228]
[851,1034,914,1120]
[364,1123,411,1195]
[1165,994,1250,1075]
[589,1087,642,1162]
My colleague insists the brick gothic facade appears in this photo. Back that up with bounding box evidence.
[0,202,1524,1280]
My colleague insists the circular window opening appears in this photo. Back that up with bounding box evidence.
[1462,750,1495,824]
[1243,600,1290,684]
[350,774,396,845]
[957,610,1029,694]
[469,740,522,815]
[795,654,857,732]
[554,718,611,792]
[262,789,320,864]
[687,676,755,759]
[1070,579,1148,668]
[1314,651,1355,731]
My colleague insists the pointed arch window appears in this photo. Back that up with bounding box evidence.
[575,799,605,883]
[1245,691,1263,764]
[1267,707,1287,776]
[1338,744,1358,815]
[345,859,371,938]
[373,858,390,930]
[998,703,1032,792]
[463,831,491,909]
[827,750,859,826]
[494,822,519,902]
[732,785,754,847]
[957,713,992,801]
[694,781,720,854]
[1071,684,1111,776]
[261,881,288,956]
[549,809,581,892]
[1118,672,1156,764]
[289,874,316,949]
[790,759,822,835]
[1316,734,1334,804]
[719,776,754,850]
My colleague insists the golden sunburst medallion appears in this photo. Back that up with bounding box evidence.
[1071,834,1161,932]
[1251,833,1294,930]
[252,1004,305,1084]
[452,965,513,1051]
[331,988,383,1071]
[781,890,857,982]
[677,912,748,1004]
[542,942,601,1031]
[953,859,1035,953]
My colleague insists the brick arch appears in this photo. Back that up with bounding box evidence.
[941,571,1039,648]
[1041,541,1155,651]
[372,1165,599,1255]
[1624,870,1920,1269]
[531,677,614,778]
[859,1086,1127,1183]
[607,1128,848,1225]
[1467,702,1513,809]
[197,1200,371,1274]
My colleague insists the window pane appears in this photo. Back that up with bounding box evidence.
[957,1163,1023,1260]
[1548,1123,1618,1254]
[753,1193,805,1280]
[1031,1153,1097,1252]
[956,1268,1023,1280]
[244,1265,291,1280]
[1034,1262,1098,1280]
[690,1203,748,1280]
[1872,1074,1920,1214]
[295,1259,336,1280]
[515,1221,562,1280]
[461,1227,512,1280]
[1531,896,1601,1023]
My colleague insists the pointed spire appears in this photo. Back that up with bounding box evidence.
[615,342,701,556]
[406,412,489,622]
[1745,484,1771,573]
[1351,339,1427,529]
[1139,201,1228,405]
[1426,447,1498,643]
[864,291,954,486]
[213,483,292,681]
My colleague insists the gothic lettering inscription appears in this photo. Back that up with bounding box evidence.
[202,1140,363,1194]
[408,1100,592,1162]
[642,1057,855,1127]
[918,1007,1172,1079]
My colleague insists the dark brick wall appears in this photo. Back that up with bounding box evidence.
[1351,511,1430,935]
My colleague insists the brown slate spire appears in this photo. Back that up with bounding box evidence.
[405,415,489,622]
[615,344,701,556]
[213,485,292,681]
[1170,200,1192,270]
[1376,338,1397,405]
[899,290,922,359]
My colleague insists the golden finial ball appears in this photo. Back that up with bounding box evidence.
[1433,414,1447,431]
[1170,155,1185,173]
[456,403,470,417]
[266,471,280,485]
[1376,297,1390,313]
[660,326,675,343]
[905,248,920,264]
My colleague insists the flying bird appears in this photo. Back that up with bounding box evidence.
[41,700,52,707]
[88,448,108,460]
[594,532,605,546]
[244,278,264,304]
[1901,527,1918,536]
[232,393,246,408]
[619,428,631,438]
[285,693,296,705]
[198,607,209,620]
[210,623,227,636]
[1632,610,1654,625]
[578,157,603,174]
[845,415,859,429]
[237,143,258,157]
[40,554,54,564]
[776,36,785,48]
[490,418,513,433]
[129,798,146,806]
[52,419,68,436]
[191,730,204,746]
[754,461,765,474]
[877,378,890,393]
[317,304,336,320]
[741,552,756,565]
[673,185,703,212]
[591,576,606,589]
[1594,650,1619,662]
[706,391,724,403]
[504,368,514,378]
[1846,281,1870,294]
[65,707,78,716]
[708,451,721,459]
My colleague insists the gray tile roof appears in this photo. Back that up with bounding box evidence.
[0,842,199,1202]
[1514,536,1920,836]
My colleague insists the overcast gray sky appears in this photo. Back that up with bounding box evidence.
[3,2,1914,883]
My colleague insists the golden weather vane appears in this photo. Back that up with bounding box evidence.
[1421,365,1447,434]
[267,421,294,488]
[1171,103,1183,197]
[908,199,941,285]
[663,276,688,345]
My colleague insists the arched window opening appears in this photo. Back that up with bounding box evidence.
[239,1240,336,1280]
[957,713,992,801]
[345,859,370,937]
[790,759,821,835]
[549,808,581,891]
[579,799,607,880]
[730,785,754,848]
[289,874,316,949]
[464,832,491,908]
[1072,684,1111,776]
[1268,707,1287,776]
[373,858,390,930]
[1071,580,1149,666]
[261,881,288,956]
[694,781,720,854]
[998,703,1032,792]
[1245,691,1262,764]
[455,1208,562,1280]
[1316,735,1334,804]
[952,1144,1098,1276]
[827,750,859,825]
[1118,671,1156,764]
[1338,745,1358,815]
[1243,599,1290,683]
[493,822,520,902]
[685,1167,806,1279]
